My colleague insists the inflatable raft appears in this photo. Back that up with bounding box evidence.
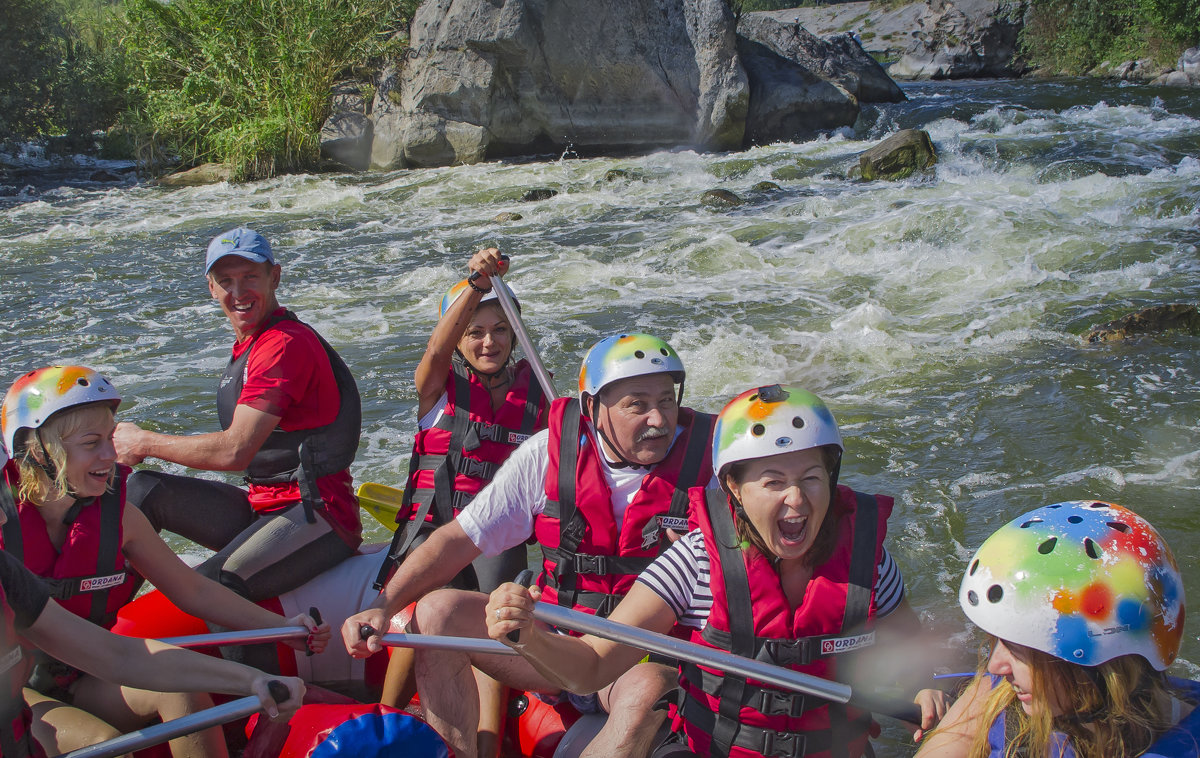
[112,544,584,758]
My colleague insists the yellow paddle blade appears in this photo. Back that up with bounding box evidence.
[356,482,405,532]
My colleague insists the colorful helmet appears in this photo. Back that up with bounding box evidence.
[438,278,519,319]
[578,333,685,399]
[959,500,1185,671]
[712,385,843,477]
[2,367,121,457]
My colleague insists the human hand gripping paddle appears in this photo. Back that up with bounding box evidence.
[492,570,926,726]
[160,607,329,656]
[468,253,558,401]
[59,680,297,758]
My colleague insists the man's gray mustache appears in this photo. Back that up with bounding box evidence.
[636,427,669,442]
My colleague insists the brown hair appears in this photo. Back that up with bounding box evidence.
[14,403,115,504]
[960,639,1186,758]
[724,444,842,567]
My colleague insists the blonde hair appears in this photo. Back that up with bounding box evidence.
[962,639,1186,758]
[14,403,115,504]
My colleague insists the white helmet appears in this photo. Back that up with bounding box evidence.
[2,366,121,457]
[578,333,685,399]
[712,385,843,478]
[960,500,1184,671]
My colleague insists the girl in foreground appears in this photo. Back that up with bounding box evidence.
[486,384,945,757]
[1,366,329,757]
[915,500,1199,757]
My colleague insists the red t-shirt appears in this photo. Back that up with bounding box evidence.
[232,309,361,544]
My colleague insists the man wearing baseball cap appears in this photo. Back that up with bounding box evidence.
[114,227,363,602]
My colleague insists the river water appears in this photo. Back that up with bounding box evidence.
[2,78,1199,751]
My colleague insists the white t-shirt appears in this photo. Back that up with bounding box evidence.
[637,530,905,631]
[456,426,683,557]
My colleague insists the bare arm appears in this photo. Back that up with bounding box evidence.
[342,520,483,657]
[120,505,328,652]
[486,581,678,694]
[913,675,993,757]
[414,248,508,417]
[27,599,305,716]
[114,403,280,470]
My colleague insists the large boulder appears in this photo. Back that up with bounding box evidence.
[889,0,1029,80]
[738,13,906,104]
[371,0,748,169]
[857,128,936,180]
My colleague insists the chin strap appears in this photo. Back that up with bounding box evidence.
[583,394,645,470]
[453,351,513,387]
[29,431,90,523]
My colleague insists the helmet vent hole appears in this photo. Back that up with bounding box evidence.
[77,378,89,387]
[1038,537,1057,555]
[967,590,979,606]
[1019,518,1043,529]
[968,559,979,576]
[1084,538,1102,559]
[634,350,645,359]
[751,424,766,437]
[1107,521,1130,533]
[987,585,1003,603]
[749,394,759,402]
[659,348,669,356]
[1067,515,1083,524]
[791,417,805,429]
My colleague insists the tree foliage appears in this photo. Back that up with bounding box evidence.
[1020,0,1196,74]
[122,0,416,179]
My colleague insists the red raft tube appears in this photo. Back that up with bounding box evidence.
[112,545,581,758]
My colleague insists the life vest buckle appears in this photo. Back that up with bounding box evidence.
[761,638,814,666]
[751,687,808,718]
[573,553,610,575]
[760,729,806,758]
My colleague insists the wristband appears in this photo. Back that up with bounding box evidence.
[468,278,492,294]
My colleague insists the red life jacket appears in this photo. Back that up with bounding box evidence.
[1,464,139,631]
[676,486,892,758]
[0,474,42,758]
[377,359,549,588]
[534,397,714,617]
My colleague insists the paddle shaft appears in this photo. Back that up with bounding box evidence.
[160,626,308,648]
[60,682,289,758]
[469,261,557,400]
[379,632,518,656]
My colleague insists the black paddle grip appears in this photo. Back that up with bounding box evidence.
[267,680,291,705]
[467,253,511,283]
[306,607,322,657]
[506,569,537,643]
[359,624,377,642]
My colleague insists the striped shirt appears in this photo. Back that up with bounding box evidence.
[637,529,905,630]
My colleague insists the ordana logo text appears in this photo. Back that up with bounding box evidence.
[821,631,875,655]
[80,573,126,592]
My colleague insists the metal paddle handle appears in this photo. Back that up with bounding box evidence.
[160,626,308,648]
[60,681,291,758]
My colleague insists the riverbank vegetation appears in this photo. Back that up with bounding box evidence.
[1021,0,1199,74]
[3,0,1197,178]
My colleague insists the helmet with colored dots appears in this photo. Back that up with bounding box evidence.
[2,367,121,457]
[438,278,519,319]
[959,500,1184,671]
[712,385,843,478]
[578,333,685,399]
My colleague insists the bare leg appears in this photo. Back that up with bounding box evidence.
[25,688,121,757]
[475,670,507,758]
[411,589,560,758]
[584,662,675,758]
[380,647,419,708]
[72,676,228,758]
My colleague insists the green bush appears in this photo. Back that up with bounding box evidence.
[122,0,416,180]
[1020,0,1190,74]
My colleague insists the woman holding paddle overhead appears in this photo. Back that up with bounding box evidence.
[378,247,551,593]
[486,384,946,758]
[915,500,1200,758]
[0,366,329,758]
[374,248,551,750]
